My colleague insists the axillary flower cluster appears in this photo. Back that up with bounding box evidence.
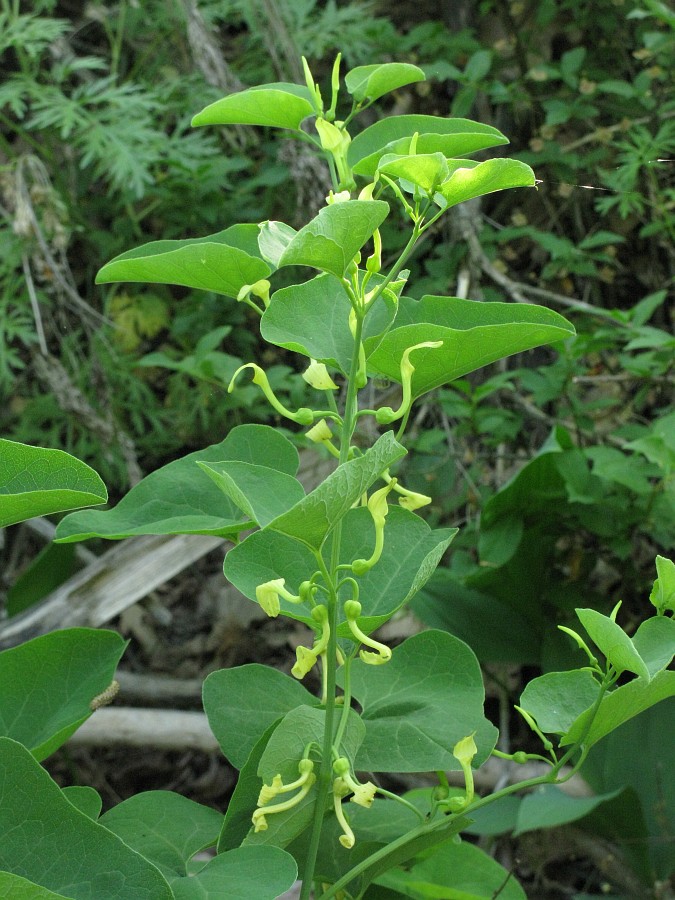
[249,472,428,847]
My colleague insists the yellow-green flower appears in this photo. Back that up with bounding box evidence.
[229,363,313,425]
[332,779,356,849]
[351,481,395,576]
[255,578,301,618]
[253,759,316,832]
[333,757,377,808]
[303,359,338,391]
[291,605,330,680]
[292,644,319,679]
[343,599,392,665]
[375,341,443,424]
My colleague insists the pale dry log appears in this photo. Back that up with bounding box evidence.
[68,707,590,798]
[0,533,225,650]
[69,708,219,752]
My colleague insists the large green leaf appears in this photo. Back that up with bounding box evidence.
[562,670,675,750]
[100,791,222,878]
[336,506,457,635]
[412,571,541,664]
[513,784,622,836]
[519,670,600,735]
[55,425,298,541]
[378,151,451,194]
[261,273,397,374]
[576,608,650,679]
[0,440,106,528]
[632,616,675,678]
[197,460,305,528]
[345,63,425,103]
[346,630,498,773]
[278,200,389,277]
[191,83,315,130]
[348,115,509,177]
[96,226,270,299]
[375,839,526,900]
[253,431,405,552]
[366,296,574,400]
[0,873,69,898]
[170,846,297,900]
[581,702,675,880]
[203,664,317,769]
[0,628,126,760]
[0,738,172,899]
[435,158,536,209]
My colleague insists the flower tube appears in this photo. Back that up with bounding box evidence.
[229,363,313,425]
[343,599,391,665]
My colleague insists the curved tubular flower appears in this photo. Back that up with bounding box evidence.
[306,419,340,459]
[303,359,339,391]
[332,779,356,849]
[237,278,271,309]
[228,363,313,425]
[255,578,301,618]
[351,481,396,576]
[375,341,444,425]
[343,599,392,665]
[291,604,330,680]
[333,757,376,808]
[449,733,477,811]
[253,758,317,833]
[381,468,431,512]
[365,228,382,275]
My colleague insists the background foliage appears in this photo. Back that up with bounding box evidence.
[1,1,673,897]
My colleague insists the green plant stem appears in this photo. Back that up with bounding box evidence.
[299,311,366,899]
[333,653,354,751]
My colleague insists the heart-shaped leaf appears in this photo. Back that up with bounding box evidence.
[171,846,297,900]
[96,226,270,299]
[349,115,509,177]
[100,791,223,878]
[0,440,106,528]
[345,63,425,103]
[376,840,526,900]
[203,664,317,769]
[346,630,498,773]
[55,425,298,542]
[0,628,126,760]
[519,670,600,735]
[366,296,574,399]
[436,157,536,209]
[0,738,173,899]
[192,83,315,130]
[261,272,397,374]
[278,200,389,277]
